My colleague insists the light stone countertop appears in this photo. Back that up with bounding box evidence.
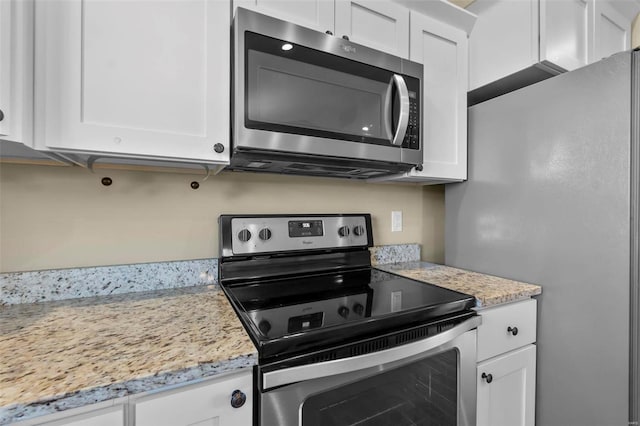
[0,255,541,424]
[0,286,257,425]
[376,262,542,307]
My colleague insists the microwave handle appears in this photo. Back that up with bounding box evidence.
[261,315,482,390]
[386,74,410,146]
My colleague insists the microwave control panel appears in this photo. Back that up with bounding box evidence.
[402,79,420,151]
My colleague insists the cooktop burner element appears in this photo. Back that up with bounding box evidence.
[218,214,475,362]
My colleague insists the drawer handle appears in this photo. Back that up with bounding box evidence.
[230,389,246,408]
[481,372,493,383]
[507,326,519,336]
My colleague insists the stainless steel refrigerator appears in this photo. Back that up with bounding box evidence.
[446,49,639,426]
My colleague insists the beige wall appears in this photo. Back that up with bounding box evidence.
[0,164,444,273]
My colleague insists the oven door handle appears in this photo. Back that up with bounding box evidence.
[262,315,482,390]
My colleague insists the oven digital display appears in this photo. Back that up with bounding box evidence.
[289,220,324,237]
[288,312,324,333]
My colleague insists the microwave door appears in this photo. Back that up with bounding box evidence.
[384,75,410,146]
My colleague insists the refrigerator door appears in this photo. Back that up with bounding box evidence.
[446,51,635,425]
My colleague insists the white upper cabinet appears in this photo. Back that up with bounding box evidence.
[0,0,33,144]
[408,12,468,181]
[468,0,539,91]
[234,0,409,57]
[379,3,475,184]
[0,0,69,165]
[335,0,409,58]
[594,1,631,60]
[541,0,592,71]
[32,0,230,166]
[469,0,636,92]
[233,0,335,33]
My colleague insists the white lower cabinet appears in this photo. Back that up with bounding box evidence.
[17,370,252,426]
[477,344,537,426]
[476,299,538,426]
[36,406,124,426]
[134,370,252,426]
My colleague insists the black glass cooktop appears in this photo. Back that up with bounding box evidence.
[221,268,475,360]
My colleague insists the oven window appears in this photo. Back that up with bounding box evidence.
[302,349,458,426]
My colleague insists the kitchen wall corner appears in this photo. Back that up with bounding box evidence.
[422,184,445,264]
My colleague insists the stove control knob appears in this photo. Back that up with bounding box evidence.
[353,225,365,236]
[338,306,350,318]
[238,229,252,242]
[258,320,271,335]
[258,228,272,241]
[353,303,364,316]
[338,226,350,238]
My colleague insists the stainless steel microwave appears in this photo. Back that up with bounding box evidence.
[231,8,423,179]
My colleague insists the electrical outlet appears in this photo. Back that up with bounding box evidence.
[391,211,402,232]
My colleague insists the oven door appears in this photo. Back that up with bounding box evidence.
[259,316,480,426]
[233,8,423,168]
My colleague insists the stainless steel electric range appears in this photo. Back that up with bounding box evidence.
[218,214,481,426]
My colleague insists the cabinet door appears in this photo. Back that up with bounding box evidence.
[0,0,33,144]
[135,370,252,426]
[404,11,467,182]
[0,0,11,138]
[467,0,539,91]
[477,345,536,426]
[233,0,334,33]
[34,0,230,165]
[541,0,593,70]
[37,406,124,426]
[594,1,630,61]
[334,0,409,58]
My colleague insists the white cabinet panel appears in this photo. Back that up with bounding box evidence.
[81,2,206,136]
[0,0,11,138]
[335,0,409,58]
[0,0,33,143]
[233,0,335,33]
[477,345,537,426]
[477,298,537,362]
[34,0,230,165]
[135,370,252,426]
[541,0,592,70]
[468,0,538,91]
[594,1,630,60]
[393,11,467,182]
[37,406,124,426]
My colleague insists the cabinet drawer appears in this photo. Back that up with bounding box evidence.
[477,299,537,362]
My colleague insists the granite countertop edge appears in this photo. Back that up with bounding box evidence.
[0,353,258,425]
